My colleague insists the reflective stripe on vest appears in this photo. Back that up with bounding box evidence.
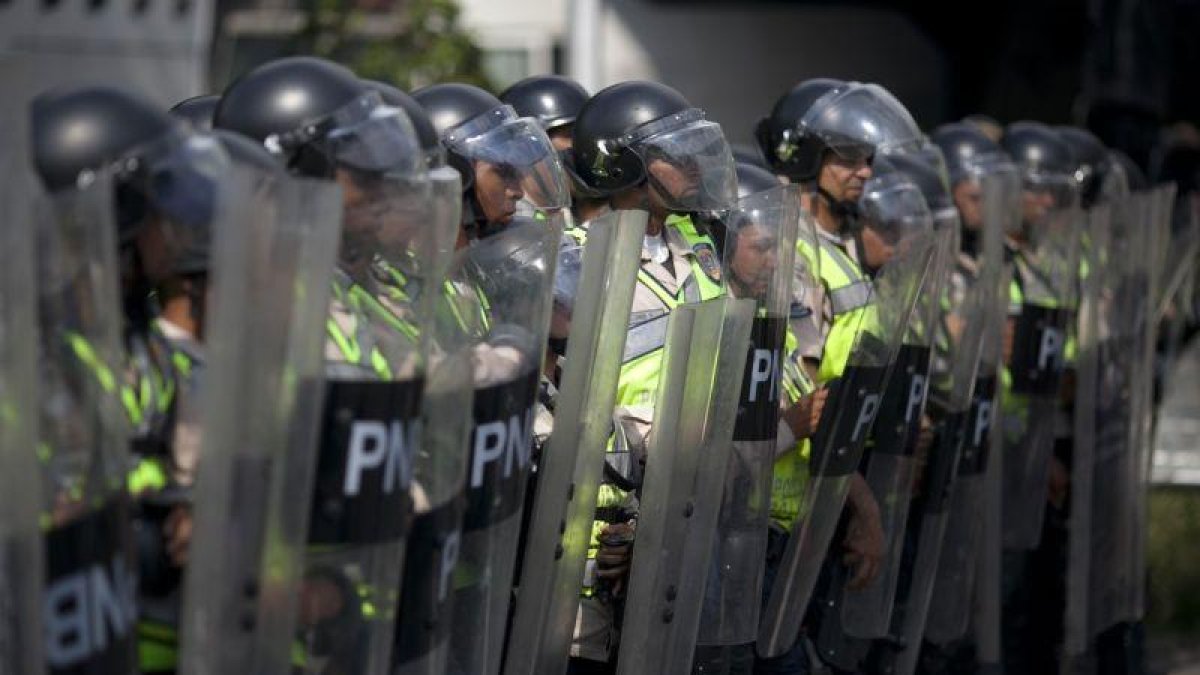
[327,281,392,380]
[797,236,876,384]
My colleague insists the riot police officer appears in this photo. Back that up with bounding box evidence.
[500,75,607,226]
[32,84,256,673]
[998,120,1082,675]
[565,79,737,673]
[216,55,437,674]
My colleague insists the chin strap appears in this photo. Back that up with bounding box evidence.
[817,186,860,223]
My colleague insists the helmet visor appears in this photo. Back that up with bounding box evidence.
[447,106,571,211]
[802,84,923,158]
[630,112,737,212]
[323,92,425,177]
[859,173,934,245]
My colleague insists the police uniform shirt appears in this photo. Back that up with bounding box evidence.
[796,225,863,363]
[614,223,705,455]
[154,318,205,488]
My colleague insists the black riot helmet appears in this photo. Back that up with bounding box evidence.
[735,161,781,200]
[755,78,846,180]
[412,83,503,139]
[1056,126,1123,208]
[570,80,737,212]
[215,56,423,180]
[856,154,934,260]
[169,94,219,131]
[362,79,442,166]
[931,122,1006,187]
[411,82,504,187]
[887,152,955,214]
[414,82,570,235]
[1002,121,1078,192]
[31,85,174,194]
[31,85,228,246]
[499,74,589,132]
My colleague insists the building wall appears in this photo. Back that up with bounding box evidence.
[597,1,948,143]
[454,0,948,142]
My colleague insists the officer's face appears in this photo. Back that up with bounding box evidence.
[729,222,779,298]
[860,223,895,270]
[136,216,173,285]
[819,154,873,203]
[338,168,386,239]
[954,180,985,231]
[647,157,699,211]
[549,125,573,152]
[474,160,525,225]
[1021,187,1057,225]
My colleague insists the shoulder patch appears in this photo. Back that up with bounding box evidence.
[692,243,722,284]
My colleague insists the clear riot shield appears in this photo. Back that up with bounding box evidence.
[28,171,138,675]
[392,167,476,675]
[836,178,949,643]
[1062,202,1114,668]
[1001,186,1082,550]
[297,145,450,673]
[0,163,45,675]
[502,209,647,675]
[445,216,562,675]
[613,296,755,675]
[178,171,341,675]
[1126,184,1175,625]
[891,191,1010,675]
[921,168,1019,651]
[693,184,801,648]
[1084,192,1151,642]
[757,228,938,659]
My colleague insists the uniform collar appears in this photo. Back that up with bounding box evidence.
[641,214,699,263]
[153,318,205,365]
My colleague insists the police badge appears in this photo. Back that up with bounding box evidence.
[693,243,722,284]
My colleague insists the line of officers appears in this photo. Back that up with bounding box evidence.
[0,55,1187,675]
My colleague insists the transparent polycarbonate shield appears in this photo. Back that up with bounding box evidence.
[179,174,342,675]
[614,297,755,675]
[392,168,476,675]
[839,194,947,641]
[1002,189,1083,550]
[1062,203,1113,664]
[446,217,562,675]
[31,171,138,675]
[298,136,454,674]
[502,209,646,675]
[908,169,1015,657]
[887,230,994,675]
[694,184,800,647]
[1126,184,1175,625]
[1082,191,1152,640]
[0,162,45,675]
[757,230,938,658]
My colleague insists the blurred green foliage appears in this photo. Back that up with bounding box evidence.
[1148,488,1200,633]
[291,0,493,90]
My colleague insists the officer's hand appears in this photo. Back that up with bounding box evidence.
[1047,456,1069,509]
[782,389,830,440]
[596,521,635,596]
[164,504,193,567]
[843,474,885,590]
